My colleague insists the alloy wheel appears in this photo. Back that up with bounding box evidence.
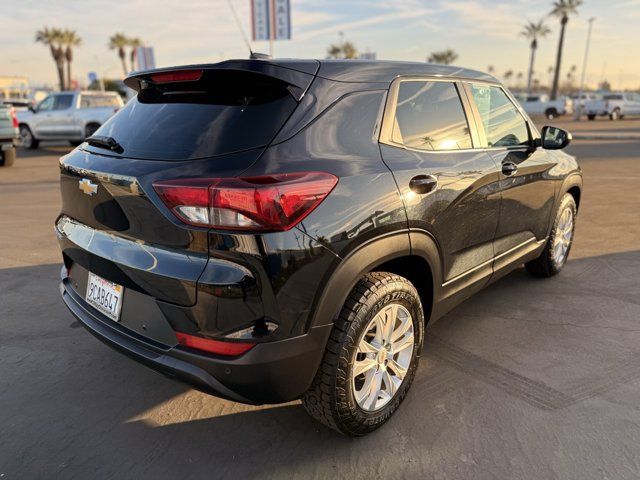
[552,207,574,265]
[351,303,414,412]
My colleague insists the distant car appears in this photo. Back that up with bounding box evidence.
[515,94,573,119]
[0,104,19,167]
[584,92,640,120]
[2,99,33,112]
[17,91,124,149]
[571,93,600,112]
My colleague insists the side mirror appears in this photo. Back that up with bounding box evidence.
[28,105,36,113]
[540,125,572,150]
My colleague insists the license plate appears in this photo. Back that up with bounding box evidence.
[85,272,123,322]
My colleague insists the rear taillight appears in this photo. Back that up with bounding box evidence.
[10,107,18,128]
[175,332,255,356]
[153,172,338,231]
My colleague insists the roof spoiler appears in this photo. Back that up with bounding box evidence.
[124,59,320,101]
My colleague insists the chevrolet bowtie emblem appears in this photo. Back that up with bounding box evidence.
[79,178,98,196]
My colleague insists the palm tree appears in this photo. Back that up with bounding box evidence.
[326,40,358,59]
[549,0,582,99]
[61,29,82,90]
[516,71,524,89]
[129,37,142,71]
[109,33,130,76]
[427,49,458,65]
[521,20,551,95]
[35,27,65,91]
[504,70,514,87]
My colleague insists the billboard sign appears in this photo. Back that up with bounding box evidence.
[135,46,156,71]
[251,0,291,42]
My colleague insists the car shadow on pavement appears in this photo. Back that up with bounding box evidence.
[2,250,640,478]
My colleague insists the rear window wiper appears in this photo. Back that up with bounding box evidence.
[85,135,123,153]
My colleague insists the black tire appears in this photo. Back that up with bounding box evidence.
[610,108,621,121]
[302,272,425,436]
[525,193,577,278]
[85,123,100,138]
[0,147,16,167]
[545,108,558,120]
[587,114,596,121]
[19,125,38,149]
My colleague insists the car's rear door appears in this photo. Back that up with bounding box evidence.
[462,82,556,272]
[379,78,501,292]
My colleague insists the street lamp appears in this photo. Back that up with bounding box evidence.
[575,17,595,120]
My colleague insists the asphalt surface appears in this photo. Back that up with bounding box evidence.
[1,118,639,479]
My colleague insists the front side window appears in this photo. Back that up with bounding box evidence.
[470,85,530,148]
[36,95,55,112]
[393,81,472,151]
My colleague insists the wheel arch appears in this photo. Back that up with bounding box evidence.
[307,230,442,330]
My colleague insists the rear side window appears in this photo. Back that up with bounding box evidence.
[392,81,472,151]
[603,94,623,100]
[470,85,529,148]
[80,95,121,108]
[91,70,298,161]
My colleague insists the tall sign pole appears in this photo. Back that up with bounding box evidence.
[575,17,595,120]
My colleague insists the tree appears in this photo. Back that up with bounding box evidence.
[598,80,611,91]
[35,27,65,91]
[427,49,458,65]
[504,70,514,87]
[487,65,495,75]
[517,71,524,89]
[521,20,551,94]
[549,0,582,100]
[129,37,142,71]
[109,33,130,76]
[61,29,82,90]
[326,40,358,59]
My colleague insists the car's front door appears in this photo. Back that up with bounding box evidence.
[30,95,56,138]
[379,78,501,290]
[464,83,557,270]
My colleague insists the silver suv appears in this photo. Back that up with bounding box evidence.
[17,91,123,148]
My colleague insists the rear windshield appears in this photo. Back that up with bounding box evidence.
[88,70,298,161]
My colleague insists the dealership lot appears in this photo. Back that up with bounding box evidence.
[1,119,640,479]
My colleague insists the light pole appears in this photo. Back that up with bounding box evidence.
[575,17,595,120]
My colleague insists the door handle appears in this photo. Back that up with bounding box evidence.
[409,175,438,194]
[502,162,518,176]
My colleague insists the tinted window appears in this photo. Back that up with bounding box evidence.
[54,94,74,110]
[471,85,529,148]
[91,70,298,161]
[603,94,623,100]
[80,95,121,108]
[393,81,472,151]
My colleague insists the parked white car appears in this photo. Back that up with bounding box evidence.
[584,92,640,120]
[17,91,123,148]
[515,94,573,119]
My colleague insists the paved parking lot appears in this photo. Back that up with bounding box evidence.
[1,119,639,479]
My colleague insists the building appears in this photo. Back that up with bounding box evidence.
[0,76,30,100]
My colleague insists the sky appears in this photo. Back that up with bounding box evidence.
[1,0,639,90]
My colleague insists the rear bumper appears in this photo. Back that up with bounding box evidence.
[60,276,332,404]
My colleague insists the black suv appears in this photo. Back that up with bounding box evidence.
[57,59,582,435]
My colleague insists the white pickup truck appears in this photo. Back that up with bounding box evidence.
[515,94,573,119]
[17,91,123,148]
[584,92,640,120]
